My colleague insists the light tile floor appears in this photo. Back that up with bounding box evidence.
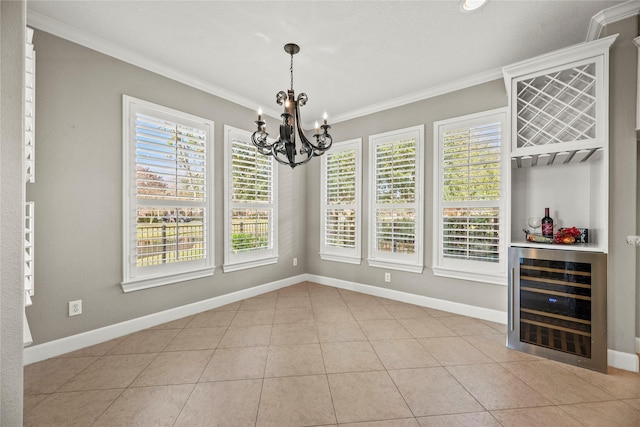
[23,282,640,426]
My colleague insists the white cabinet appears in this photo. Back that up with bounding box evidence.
[504,34,617,167]
[505,35,617,254]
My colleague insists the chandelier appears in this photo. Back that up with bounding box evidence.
[252,43,332,168]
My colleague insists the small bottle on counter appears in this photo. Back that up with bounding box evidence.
[542,207,554,238]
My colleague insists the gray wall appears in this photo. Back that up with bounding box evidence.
[603,17,639,353]
[27,16,640,360]
[307,17,640,356]
[26,31,307,345]
[305,80,509,313]
[1,1,26,424]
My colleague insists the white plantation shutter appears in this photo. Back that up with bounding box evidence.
[231,139,272,204]
[134,113,207,265]
[320,139,361,264]
[442,123,501,203]
[24,27,36,303]
[224,126,277,271]
[375,139,416,254]
[135,113,207,202]
[122,96,214,291]
[24,27,36,346]
[442,207,500,261]
[442,122,501,262]
[25,26,35,184]
[24,202,35,301]
[434,109,507,285]
[368,126,424,273]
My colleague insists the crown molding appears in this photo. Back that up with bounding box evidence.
[26,11,275,117]
[26,9,502,127]
[586,0,640,41]
[330,67,504,125]
[28,1,637,129]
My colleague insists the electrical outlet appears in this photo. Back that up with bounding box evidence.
[69,300,82,316]
[293,257,298,266]
[384,272,391,283]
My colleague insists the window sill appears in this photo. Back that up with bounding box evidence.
[432,265,507,286]
[367,259,423,273]
[319,253,362,265]
[222,256,278,273]
[121,267,215,293]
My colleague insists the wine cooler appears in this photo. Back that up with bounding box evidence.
[508,247,607,372]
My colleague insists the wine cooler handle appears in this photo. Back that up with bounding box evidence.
[509,268,515,332]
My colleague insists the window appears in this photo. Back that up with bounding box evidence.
[223,125,277,272]
[368,125,424,273]
[320,138,361,264]
[433,108,508,285]
[122,96,214,292]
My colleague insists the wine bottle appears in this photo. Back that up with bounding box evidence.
[542,207,554,238]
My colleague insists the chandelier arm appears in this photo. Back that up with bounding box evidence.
[294,112,313,148]
[251,128,271,150]
[314,132,333,154]
[293,103,330,154]
[252,128,284,160]
[297,93,308,108]
[251,133,266,148]
[272,147,313,169]
[276,91,287,106]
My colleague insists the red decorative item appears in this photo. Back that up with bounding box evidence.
[555,227,581,244]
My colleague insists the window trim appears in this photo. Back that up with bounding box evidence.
[320,138,362,265]
[121,95,215,292]
[223,125,278,272]
[368,125,424,273]
[432,107,509,286]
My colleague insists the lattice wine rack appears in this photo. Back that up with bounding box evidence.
[503,34,617,168]
[516,62,596,149]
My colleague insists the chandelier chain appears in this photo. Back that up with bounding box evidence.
[290,53,294,91]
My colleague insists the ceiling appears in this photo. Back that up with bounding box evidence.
[27,0,627,127]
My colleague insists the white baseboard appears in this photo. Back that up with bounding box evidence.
[608,349,640,373]
[23,274,305,365]
[23,273,640,374]
[305,274,508,324]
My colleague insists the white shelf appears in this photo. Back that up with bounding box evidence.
[511,240,604,253]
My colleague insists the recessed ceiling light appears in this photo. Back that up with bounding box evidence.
[460,0,487,12]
